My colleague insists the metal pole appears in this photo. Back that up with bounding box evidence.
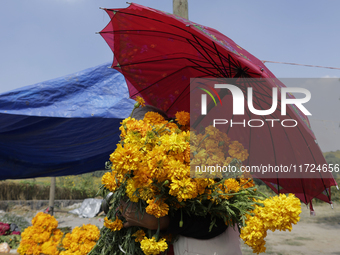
[173,0,188,19]
[49,177,56,215]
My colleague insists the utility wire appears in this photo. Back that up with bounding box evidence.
[262,60,340,71]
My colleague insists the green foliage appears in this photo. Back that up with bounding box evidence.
[3,170,108,200]
[0,214,30,232]
[0,180,98,200]
[57,173,100,198]
[0,234,21,249]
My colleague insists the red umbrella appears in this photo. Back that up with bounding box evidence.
[99,3,337,206]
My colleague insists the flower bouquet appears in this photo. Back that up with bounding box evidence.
[90,98,301,255]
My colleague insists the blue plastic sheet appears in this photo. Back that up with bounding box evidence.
[0,63,134,180]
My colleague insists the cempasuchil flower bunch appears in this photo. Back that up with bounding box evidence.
[17,212,100,255]
[60,224,100,255]
[18,212,62,255]
[240,194,301,254]
[90,98,301,255]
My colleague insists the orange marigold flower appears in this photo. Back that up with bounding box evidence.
[216,178,240,199]
[239,178,255,189]
[101,171,119,192]
[228,141,249,161]
[132,229,146,242]
[143,111,166,124]
[135,96,145,107]
[146,198,169,218]
[104,217,123,232]
[175,111,190,126]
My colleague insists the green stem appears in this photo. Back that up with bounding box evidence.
[129,107,137,118]
[154,218,161,241]
[197,134,210,148]
[155,119,173,135]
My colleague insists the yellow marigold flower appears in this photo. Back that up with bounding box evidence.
[33,231,50,243]
[138,187,155,201]
[240,194,301,254]
[175,111,190,126]
[60,224,99,255]
[101,171,119,192]
[166,122,180,132]
[18,212,62,255]
[166,159,189,180]
[203,138,219,151]
[194,178,214,195]
[52,229,64,242]
[160,133,188,154]
[110,143,142,172]
[104,217,123,232]
[17,240,36,255]
[169,178,198,202]
[224,178,240,192]
[143,111,165,124]
[228,141,249,161]
[31,244,43,255]
[190,132,199,146]
[132,166,153,188]
[216,178,240,199]
[126,178,139,202]
[146,198,169,218]
[140,237,168,255]
[240,214,267,254]
[192,149,208,164]
[221,132,231,146]
[31,212,58,233]
[41,240,60,255]
[62,233,72,249]
[224,157,232,166]
[135,96,146,107]
[120,117,150,137]
[145,149,169,182]
[260,193,301,231]
[81,224,101,241]
[206,153,225,166]
[79,241,96,254]
[132,229,146,242]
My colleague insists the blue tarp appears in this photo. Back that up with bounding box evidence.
[0,63,134,180]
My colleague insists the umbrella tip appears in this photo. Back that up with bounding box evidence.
[99,7,105,10]
[331,203,334,209]
[126,2,131,4]
[336,185,339,190]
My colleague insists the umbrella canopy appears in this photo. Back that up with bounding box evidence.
[99,3,337,205]
[0,63,134,180]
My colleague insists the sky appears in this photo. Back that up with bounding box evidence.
[0,0,339,151]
